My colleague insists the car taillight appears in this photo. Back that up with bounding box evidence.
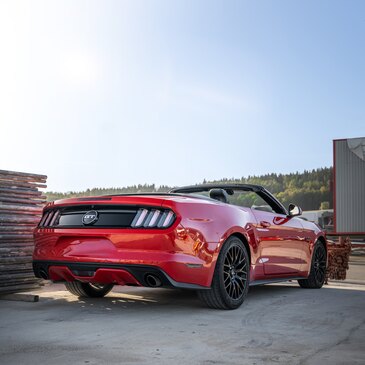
[131,208,176,228]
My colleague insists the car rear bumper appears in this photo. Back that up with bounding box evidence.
[33,260,209,289]
[33,225,219,287]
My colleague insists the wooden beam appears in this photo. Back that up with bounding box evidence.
[0,169,47,180]
[0,293,39,302]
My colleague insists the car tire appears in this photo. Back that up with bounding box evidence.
[298,241,327,289]
[197,236,250,310]
[65,281,114,298]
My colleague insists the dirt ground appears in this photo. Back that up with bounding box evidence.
[0,260,364,365]
[346,252,365,283]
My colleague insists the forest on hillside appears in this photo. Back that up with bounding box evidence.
[46,167,333,211]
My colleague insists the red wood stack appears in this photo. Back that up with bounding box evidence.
[325,236,352,283]
[0,169,47,294]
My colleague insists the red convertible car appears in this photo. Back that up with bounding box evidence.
[33,184,327,309]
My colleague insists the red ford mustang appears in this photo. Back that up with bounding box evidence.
[33,184,327,309]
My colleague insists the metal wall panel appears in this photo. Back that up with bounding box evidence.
[335,138,365,233]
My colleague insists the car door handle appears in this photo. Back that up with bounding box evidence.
[260,221,271,228]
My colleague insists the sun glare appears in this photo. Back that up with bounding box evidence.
[61,52,99,88]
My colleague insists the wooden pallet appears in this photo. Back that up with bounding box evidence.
[0,169,47,294]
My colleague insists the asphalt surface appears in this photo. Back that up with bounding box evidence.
[0,276,364,365]
[346,253,365,284]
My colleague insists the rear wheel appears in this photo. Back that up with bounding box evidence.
[65,281,114,298]
[198,236,249,309]
[298,241,327,289]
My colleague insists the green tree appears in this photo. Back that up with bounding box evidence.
[45,167,333,211]
[320,201,330,210]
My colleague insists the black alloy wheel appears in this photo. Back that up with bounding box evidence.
[313,243,327,283]
[223,244,248,300]
[298,241,327,289]
[198,236,250,309]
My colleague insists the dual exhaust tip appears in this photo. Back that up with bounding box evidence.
[38,268,162,288]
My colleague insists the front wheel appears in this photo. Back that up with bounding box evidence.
[298,241,327,289]
[65,281,114,298]
[198,236,250,309]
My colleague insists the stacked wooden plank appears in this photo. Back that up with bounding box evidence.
[0,169,47,294]
[325,236,352,283]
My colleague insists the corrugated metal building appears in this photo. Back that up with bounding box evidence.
[334,137,365,235]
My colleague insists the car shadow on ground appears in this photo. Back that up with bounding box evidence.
[37,282,307,313]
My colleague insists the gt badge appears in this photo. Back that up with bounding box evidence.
[82,210,99,225]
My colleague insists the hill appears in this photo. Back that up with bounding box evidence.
[46,167,333,211]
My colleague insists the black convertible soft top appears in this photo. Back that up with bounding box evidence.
[102,184,287,215]
[170,184,287,215]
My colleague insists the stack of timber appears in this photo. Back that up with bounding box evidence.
[325,236,352,283]
[0,169,47,294]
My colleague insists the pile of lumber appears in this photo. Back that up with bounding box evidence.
[325,236,352,283]
[0,169,47,294]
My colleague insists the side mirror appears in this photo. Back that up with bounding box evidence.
[288,203,302,217]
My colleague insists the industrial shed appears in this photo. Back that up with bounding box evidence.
[333,137,365,235]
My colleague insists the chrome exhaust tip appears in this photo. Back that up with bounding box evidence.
[145,274,162,287]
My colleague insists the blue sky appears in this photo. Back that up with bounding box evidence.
[0,0,364,192]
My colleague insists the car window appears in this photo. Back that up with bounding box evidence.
[228,191,276,214]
